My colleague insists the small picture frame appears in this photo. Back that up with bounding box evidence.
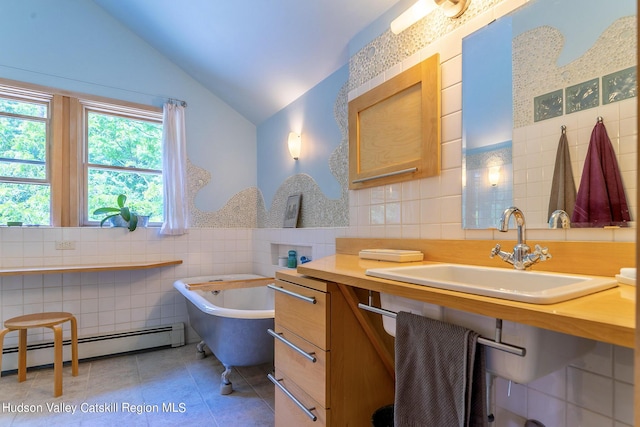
[283,194,301,228]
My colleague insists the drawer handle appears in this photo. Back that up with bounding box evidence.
[268,283,316,304]
[268,373,318,422]
[268,329,317,363]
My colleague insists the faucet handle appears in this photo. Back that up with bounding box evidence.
[490,244,501,258]
[533,244,551,261]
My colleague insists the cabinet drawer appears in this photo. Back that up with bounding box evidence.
[272,327,328,406]
[272,372,328,427]
[273,279,329,350]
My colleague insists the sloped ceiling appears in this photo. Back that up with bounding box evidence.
[93,0,400,124]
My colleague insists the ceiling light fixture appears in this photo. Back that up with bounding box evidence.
[288,132,301,160]
[390,0,471,34]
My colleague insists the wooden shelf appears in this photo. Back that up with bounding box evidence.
[0,260,182,276]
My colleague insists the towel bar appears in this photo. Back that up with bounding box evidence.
[357,302,526,357]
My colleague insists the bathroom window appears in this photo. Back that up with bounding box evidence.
[0,87,53,225]
[82,101,163,225]
[0,79,164,226]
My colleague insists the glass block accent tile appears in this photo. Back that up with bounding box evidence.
[534,89,563,122]
[602,66,637,104]
[565,78,599,114]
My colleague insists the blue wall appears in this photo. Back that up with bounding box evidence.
[0,0,257,213]
[257,65,347,209]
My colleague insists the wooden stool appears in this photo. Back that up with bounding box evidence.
[0,312,78,397]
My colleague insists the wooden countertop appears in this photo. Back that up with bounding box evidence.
[297,254,635,348]
[0,260,182,276]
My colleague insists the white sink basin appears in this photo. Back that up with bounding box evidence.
[366,263,617,304]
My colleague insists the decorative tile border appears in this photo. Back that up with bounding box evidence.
[532,65,637,122]
[565,78,600,114]
[534,89,563,122]
[603,66,637,104]
[514,16,636,127]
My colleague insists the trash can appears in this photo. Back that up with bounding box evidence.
[371,404,394,427]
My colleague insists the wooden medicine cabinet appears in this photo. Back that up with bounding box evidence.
[348,53,441,190]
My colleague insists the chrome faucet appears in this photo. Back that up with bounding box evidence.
[490,207,551,270]
[548,209,571,229]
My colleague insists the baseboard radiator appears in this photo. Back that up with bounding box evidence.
[1,323,185,373]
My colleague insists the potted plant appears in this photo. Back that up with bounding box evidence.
[93,194,141,232]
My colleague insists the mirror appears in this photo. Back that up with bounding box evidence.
[462,0,637,229]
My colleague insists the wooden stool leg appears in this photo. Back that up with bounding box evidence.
[52,325,63,397]
[0,328,11,377]
[17,329,27,382]
[69,316,78,376]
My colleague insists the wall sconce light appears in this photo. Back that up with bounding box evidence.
[488,166,501,187]
[390,0,471,34]
[288,132,301,160]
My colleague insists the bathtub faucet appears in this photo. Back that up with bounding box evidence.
[490,207,551,270]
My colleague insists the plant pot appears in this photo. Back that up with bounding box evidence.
[108,216,129,228]
[108,214,149,229]
[137,215,150,227]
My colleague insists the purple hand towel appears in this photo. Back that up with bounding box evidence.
[571,121,630,227]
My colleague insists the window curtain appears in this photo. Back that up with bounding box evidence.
[160,102,189,235]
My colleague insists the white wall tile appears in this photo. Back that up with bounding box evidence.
[567,367,614,417]
[527,388,566,426]
[441,82,462,116]
[442,138,462,170]
[567,404,614,427]
[578,344,615,380]
[401,200,420,224]
[614,381,634,425]
[613,346,634,383]
[441,54,462,89]
[528,367,566,399]
[496,377,528,418]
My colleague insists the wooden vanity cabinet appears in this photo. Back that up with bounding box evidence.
[272,271,394,426]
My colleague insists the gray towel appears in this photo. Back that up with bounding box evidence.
[394,312,487,427]
[548,132,577,220]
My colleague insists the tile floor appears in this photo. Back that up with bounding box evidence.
[0,345,275,426]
